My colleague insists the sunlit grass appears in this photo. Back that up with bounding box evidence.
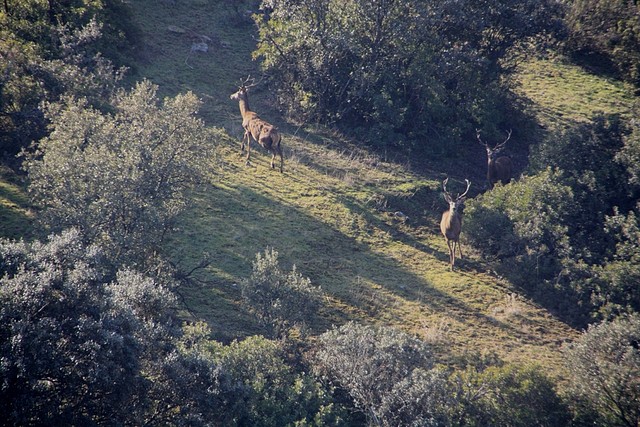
[515,57,636,130]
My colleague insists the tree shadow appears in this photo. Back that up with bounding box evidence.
[168,177,555,355]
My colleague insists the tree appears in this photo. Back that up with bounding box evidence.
[564,314,640,426]
[0,1,130,160]
[565,0,640,84]
[240,247,323,339]
[313,321,449,426]
[198,333,349,426]
[253,0,563,153]
[23,80,216,269]
[0,229,226,425]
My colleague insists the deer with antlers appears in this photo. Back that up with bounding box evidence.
[230,77,283,172]
[440,178,471,271]
[477,129,513,189]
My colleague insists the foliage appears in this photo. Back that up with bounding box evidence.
[529,113,632,260]
[448,363,570,426]
[200,333,349,426]
[0,1,130,160]
[23,80,215,269]
[313,321,450,426]
[616,105,640,191]
[564,313,640,426]
[564,0,640,84]
[585,207,640,319]
[0,229,225,425]
[240,247,323,339]
[253,0,563,153]
[465,168,574,272]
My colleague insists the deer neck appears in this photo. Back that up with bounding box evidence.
[445,208,460,227]
[237,97,252,119]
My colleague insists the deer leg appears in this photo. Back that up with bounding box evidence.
[245,134,252,165]
[458,240,463,259]
[451,241,456,270]
[241,130,248,152]
[446,240,454,270]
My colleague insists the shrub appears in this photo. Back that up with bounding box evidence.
[0,230,224,425]
[23,80,215,269]
[241,247,323,338]
[449,363,570,426]
[465,168,574,276]
[313,321,450,426]
[564,314,640,426]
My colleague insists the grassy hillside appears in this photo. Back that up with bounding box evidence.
[4,0,636,380]
[124,0,589,376]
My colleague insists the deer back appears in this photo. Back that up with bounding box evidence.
[489,155,513,186]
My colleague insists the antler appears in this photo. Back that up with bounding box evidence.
[239,75,262,89]
[476,129,487,147]
[494,129,512,151]
[458,179,471,200]
[442,178,453,202]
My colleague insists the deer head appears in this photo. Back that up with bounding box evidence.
[442,177,471,213]
[229,76,258,103]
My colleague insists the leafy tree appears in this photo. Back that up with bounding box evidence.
[0,229,226,425]
[565,0,640,84]
[448,363,570,426]
[198,333,349,426]
[585,207,640,319]
[253,0,563,153]
[313,321,449,426]
[0,1,129,160]
[241,247,323,339]
[23,80,215,269]
[564,314,640,426]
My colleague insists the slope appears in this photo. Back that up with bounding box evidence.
[124,0,583,376]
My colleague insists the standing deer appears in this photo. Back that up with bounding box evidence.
[477,129,512,189]
[440,178,471,271]
[230,77,283,172]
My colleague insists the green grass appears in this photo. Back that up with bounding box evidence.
[515,56,636,130]
[8,0,629,380]
[125,0,583,376]
[0,166,34,240]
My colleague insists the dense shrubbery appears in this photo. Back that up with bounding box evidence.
[565,0,640,84]
[466,111,640,325]
[240,247,323,339]
[253,0,563,154]
[0,230,226,426]
[0,0,131,161]
[23,81,215,270]
[564,313,640,426]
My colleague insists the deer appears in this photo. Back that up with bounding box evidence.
[230,77,283,172]
[477,129,513,189]
[440,178,471,271]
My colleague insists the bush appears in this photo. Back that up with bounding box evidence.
[465,168,574,276]
[201,334,349,426]
[241,247,323,338]
[0,230,224,425]
[564,314,640,426]
[23,80,215,269]
[313,321,450,426]
[253,0,562,153]
[565,0,640,84]
[449,363,570,426]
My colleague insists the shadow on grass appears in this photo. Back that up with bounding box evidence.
[168,176,536,349]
